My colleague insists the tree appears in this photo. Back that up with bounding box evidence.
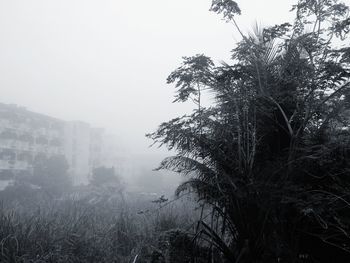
[88,166,124,203]
[148,0,350,262]
[90,166,120,187]
[30,154,71,197]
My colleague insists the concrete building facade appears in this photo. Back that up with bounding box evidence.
[0,103,127,187]
[0,103,65,175]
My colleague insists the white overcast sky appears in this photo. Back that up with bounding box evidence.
[1,0,347,154]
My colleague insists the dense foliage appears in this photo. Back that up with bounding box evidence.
[148,0,350,262]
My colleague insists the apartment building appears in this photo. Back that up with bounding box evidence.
[0,103,65,177]
[0,103,127,187]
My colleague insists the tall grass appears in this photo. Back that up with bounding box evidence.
[0,195,201,263]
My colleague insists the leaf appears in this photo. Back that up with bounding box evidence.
[210,0,241,21]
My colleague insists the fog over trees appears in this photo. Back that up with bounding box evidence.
[0,0,350,262]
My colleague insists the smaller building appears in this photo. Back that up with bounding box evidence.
[89,127,105,170]
[64,121,91,185]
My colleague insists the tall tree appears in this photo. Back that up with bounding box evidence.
[148,0,350,261]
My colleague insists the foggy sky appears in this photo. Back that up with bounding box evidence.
[1,0,308,154]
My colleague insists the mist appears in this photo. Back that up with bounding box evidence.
[0,0,298,193]
[1,0,350,261]
[0,0,295,153]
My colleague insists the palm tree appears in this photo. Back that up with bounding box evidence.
[148,0,350,261]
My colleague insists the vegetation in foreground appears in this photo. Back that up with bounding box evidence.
[0,155,206,263]
[148,0,350,262]
[0,196,206,263]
